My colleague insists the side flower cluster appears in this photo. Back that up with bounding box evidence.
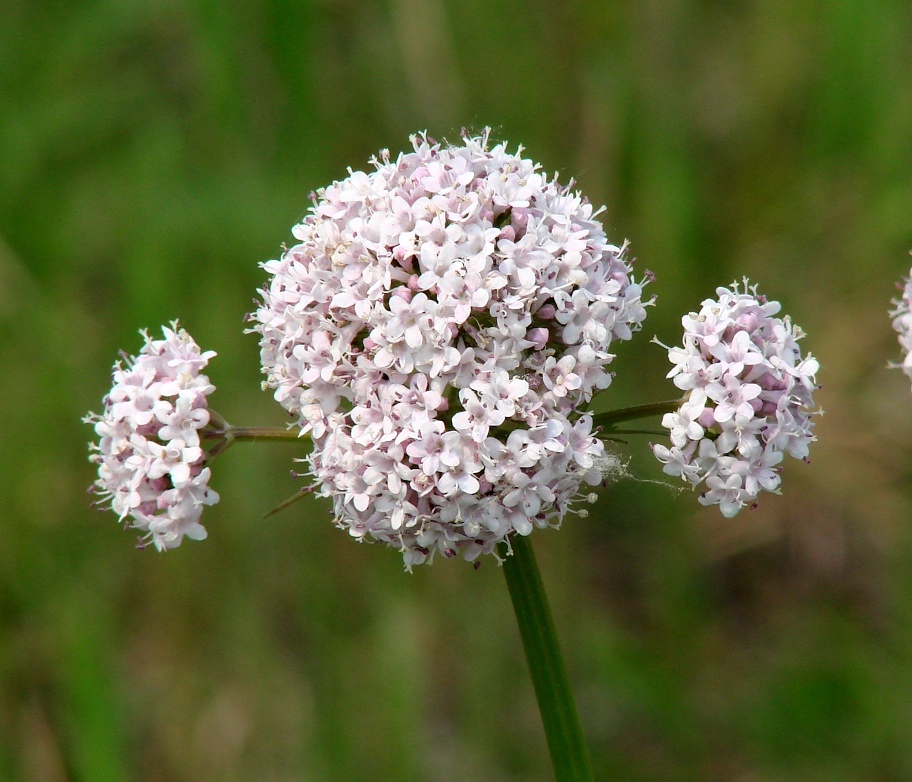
[253,129,652,565]
[85,323,220,550]
[652,281,819,517]
[890,267,912,385]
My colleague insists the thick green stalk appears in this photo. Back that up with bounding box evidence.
[499,535,594,782]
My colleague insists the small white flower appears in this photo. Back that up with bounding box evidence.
[85,324,219,550]
[452,388,506,443]
[652,281,820,516]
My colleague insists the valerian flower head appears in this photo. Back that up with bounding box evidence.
[651,281,819,517]
[890,267,912,384]
[252,129,652,566]
[85,323,220,550]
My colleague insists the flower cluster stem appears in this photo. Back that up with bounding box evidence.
[591,398,683,432]
[223,425,304,442]
[201,413,307,459]
[499,535,594,782]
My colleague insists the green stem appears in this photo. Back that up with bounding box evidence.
[591,398,683,431]
[499,535,594,782]
[223,425,305,442]
[200,416,308,460]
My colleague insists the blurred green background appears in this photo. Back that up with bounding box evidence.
[2,0,912,779]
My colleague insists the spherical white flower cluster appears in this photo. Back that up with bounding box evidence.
[85,323,220,550]
[890,268,912,384]
[253,129,652,566]
[652,281,819,517]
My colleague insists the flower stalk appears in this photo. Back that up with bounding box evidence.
[202,410,305,458]
[591,398,683,432]
[499,535,594,782]
[232,426,301,441]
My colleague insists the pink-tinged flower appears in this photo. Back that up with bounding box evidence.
[890,267,912,384]
[85,323,219,550]
[652,281,820,517]
[252,129,652,566]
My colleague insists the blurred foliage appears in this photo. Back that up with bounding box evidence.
[2,0,912,779]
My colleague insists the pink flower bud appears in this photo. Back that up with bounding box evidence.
[526,328,549,349]
[390,286,412,303]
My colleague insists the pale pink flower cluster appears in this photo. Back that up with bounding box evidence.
[652,281,819,517]
[253,129,651,565]
[85,324,220,550]
[890,268,912,384]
